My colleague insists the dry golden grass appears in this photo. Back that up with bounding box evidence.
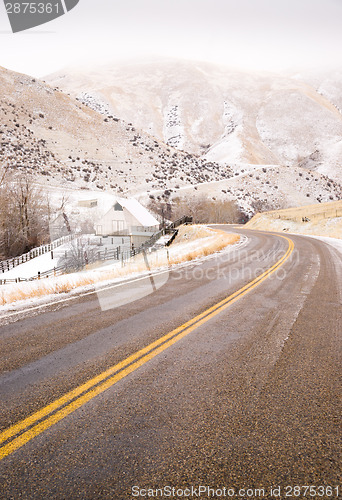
[175,224,217,242]
[169,232,239,265]
[246,201,342,239]
[0,226,239,306]
[247,200,342,225]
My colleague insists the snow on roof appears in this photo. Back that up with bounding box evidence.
[118,198,159,227]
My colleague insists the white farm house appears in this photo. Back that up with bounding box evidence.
[95,198,160,247]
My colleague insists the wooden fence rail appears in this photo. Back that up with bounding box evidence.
[0,216,193,285]
[0,234,77,274]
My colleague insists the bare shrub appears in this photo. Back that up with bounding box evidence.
[250,198,287,214]
[148,195,245,224]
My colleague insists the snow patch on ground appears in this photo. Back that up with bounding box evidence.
[306,235,342,255]
[1,247,65,280]
[204,129,243,164]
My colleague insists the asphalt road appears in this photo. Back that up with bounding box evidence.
[0,227,341,499]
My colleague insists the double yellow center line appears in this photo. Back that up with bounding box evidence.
[0,235,294,461]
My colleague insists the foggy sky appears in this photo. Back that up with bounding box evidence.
[1,0,342,77]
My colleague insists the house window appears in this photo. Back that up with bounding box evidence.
[111,220,125,233]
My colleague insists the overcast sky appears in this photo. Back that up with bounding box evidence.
[1,0,342,77]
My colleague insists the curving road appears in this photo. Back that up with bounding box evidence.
[0,227,341,499]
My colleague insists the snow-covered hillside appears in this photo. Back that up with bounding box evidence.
[0,65,233,194]
[1,61,341,219]
[47,59,342,183]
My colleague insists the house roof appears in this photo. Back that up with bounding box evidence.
[118,198,159,227]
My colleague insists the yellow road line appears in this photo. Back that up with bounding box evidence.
[0,235,294,461]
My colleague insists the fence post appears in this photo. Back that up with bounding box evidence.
[38,272,40,280]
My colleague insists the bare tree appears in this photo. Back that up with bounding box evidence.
[0,163,9,188]
[0,172,50,259]
[149,195,245,224]
[146,199,172,226]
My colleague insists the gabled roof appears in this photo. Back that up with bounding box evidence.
[118,198,159,227]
